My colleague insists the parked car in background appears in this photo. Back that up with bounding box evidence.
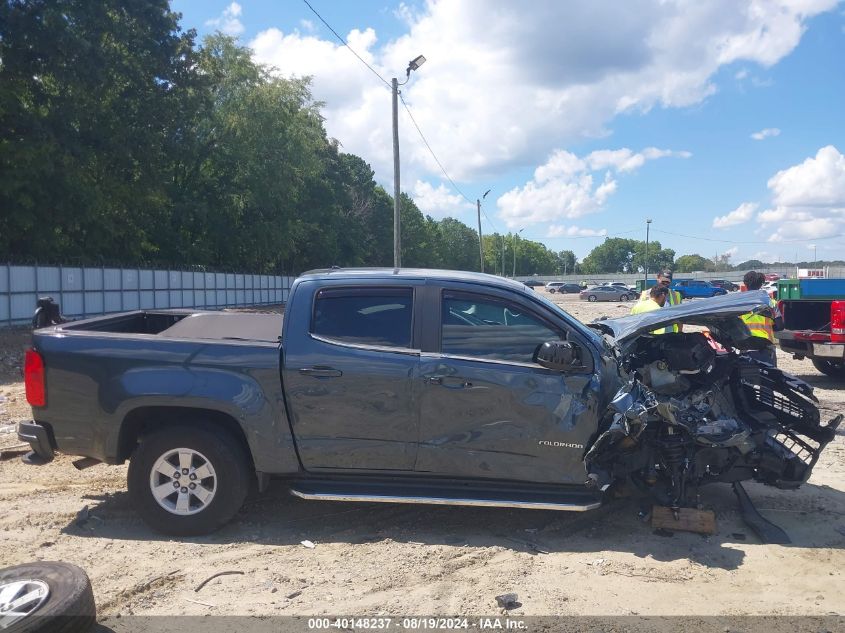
[610,282,636,292]
[547,282,583,294]
[762,281,778,299]
[765,273,781,282]
[710,280,739,292]
[672,280,728,299]
[579,285,634,302]
[522,279,545,288]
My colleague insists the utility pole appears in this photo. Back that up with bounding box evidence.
[500,235,506,276]
[644,218,652,287]
[392,77,401,268]
[391,55,426,269]
[477,199,484,273]
[476,189,490,273]
[512,228,524,277]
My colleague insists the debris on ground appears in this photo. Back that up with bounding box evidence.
[495,593,520,610]
[195,571,245,592]
[300,540,316,549]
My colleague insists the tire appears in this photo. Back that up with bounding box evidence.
[812,359,845,380]
[588,295,597,302]
[128,425,251,536]
[0,562,95,633]
[548,288,555,294]
[620,294,629,301]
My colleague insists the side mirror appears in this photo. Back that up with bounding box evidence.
[535,340,589,372]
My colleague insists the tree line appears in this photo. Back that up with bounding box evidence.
[0,1,576,275]
[4,2,827,277]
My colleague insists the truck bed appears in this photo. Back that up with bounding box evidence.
[60,310,284,343]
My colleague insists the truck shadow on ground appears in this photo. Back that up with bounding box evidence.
[62,478,845,573]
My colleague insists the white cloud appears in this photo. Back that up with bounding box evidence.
[412,180,474,219]
[248,0,836,186]
[751,127,781,140]
[299,19,316,33]
[750,145,845,241]
[722,246,740,258]
[547,225,608,237]
[206,2,244,37]
[713,202,758,228]
[497,146,687,227]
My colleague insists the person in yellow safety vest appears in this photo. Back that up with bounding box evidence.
[635,268,683,333]
[631,285,676,334]
[740,270,783,366]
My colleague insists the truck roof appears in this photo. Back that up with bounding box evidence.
[299,267,530,292]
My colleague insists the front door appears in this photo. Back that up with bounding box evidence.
[416,289,598,484]
[284,285,420,471]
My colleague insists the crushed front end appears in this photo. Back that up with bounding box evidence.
[586,301,842,510]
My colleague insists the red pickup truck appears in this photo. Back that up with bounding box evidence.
[776,298,845,379]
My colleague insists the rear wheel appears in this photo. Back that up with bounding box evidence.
[620,294,630,301]
[128,425,251,535]
[812,359,845,379]
[588,295,597,302]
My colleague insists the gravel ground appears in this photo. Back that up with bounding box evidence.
[0,294,843,619]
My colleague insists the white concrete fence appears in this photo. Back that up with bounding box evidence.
[1,263,294,326]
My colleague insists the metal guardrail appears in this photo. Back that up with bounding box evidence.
[1,263,294,327]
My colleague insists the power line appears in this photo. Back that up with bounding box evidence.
[652,228,844,245]
[398,93,506,236]
[301,0,391,90]
[398,94,474,202]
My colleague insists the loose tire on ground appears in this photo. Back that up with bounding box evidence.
[128,425,251,536]
[0,562,95,633]
[812,359,845,380]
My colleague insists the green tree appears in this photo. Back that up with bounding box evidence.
[675,254,716,273]
[0,0,202,262]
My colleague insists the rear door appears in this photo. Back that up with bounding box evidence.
[282,283,421,471]
[416,285,599,484]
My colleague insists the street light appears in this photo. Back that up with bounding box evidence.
[644,219,652,288]
[512,228,525,277]
[392,54,426,268]
[810,243,817,265]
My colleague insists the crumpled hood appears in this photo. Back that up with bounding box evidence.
[589,290,772,347]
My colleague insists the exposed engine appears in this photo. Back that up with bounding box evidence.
[585,332,840,509]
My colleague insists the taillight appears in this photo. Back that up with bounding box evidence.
[24,349,46,407]
[832,300,845,344]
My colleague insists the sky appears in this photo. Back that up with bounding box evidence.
[172,0,845,264]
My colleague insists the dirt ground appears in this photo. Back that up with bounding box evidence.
[1,293,843,618]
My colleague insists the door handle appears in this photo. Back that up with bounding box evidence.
[424,375,472,388]
[299,367,343,378]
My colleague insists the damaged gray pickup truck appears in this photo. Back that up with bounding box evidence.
[19,269,842,536]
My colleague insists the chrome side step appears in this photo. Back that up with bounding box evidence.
[289,488,601,512]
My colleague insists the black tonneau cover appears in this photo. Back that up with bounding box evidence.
[159,312,283,343]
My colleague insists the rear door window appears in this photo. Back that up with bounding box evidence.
[313,288,413,348]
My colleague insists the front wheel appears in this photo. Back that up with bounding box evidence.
[128,425,251,536]
[588,295,597,302]
[620,294,630,301]
[812,359,845,379]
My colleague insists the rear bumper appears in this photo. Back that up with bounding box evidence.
[17,421,54,463]
[777,333,844,360]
